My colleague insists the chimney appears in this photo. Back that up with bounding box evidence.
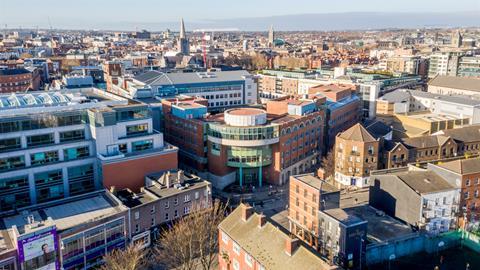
[165,172,171,187]
[258,214,266,228]
[177,170,185,184]
[285,236,299,256]
[241,204,254,222]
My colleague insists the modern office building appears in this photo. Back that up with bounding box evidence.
[334,124,380,188]
[161,95,326,189]
[428,52,465,78]
[0,88,177,213]
[120,70,257,109]
[376,89,480,124]
[309,84,362,148]
[457,56,480,77]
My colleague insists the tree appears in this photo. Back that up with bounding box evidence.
[101,243,147,270]
[321,150,335,180]
[155,200,228,270]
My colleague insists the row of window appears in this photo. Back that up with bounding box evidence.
[0,113,85,134]
[0,130,86,154]
[0,146,90,173]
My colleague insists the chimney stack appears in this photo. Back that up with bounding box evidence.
[258,214,266,228]
[285,236,299,256]
[241,204,254,222]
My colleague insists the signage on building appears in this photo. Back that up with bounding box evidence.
[17,227,60,270]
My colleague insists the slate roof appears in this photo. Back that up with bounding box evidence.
[436,157,480,175]
[337,123,376,142]
[429,75,480,92]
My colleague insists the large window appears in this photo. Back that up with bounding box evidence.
[30,151,59,166]
[126,124,149,136]
[27,133,54,147]
[0,189,30,211]
[132,140,153,152]
[62,235,84,261]
[60,130,85,142]
[34,170,63,185]
[0,137,21,152]
[64,146,90,161]
[0,156,25,172]
[36,185,64,203]
[116,108,149,122]
[68,164,95,196]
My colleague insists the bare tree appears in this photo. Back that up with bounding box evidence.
[101,243,147,270]
[155,200,227,270]
[321,150,335,180]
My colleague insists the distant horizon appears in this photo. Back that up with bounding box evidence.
[1,0,480,31]
[2,11,480,32]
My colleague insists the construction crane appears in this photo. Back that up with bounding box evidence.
[193,28,239,68]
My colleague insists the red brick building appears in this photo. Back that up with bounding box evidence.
[0,68,36,93]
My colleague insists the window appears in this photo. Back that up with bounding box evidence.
[174,210,178,218]
[245,253,253,267]
[233,259,240,270]
[195,191,199,200]
[466,179,470,186]
[126,124,149,136]
[184,206,190,215]
[64,146,90,161]
[27,133,54,147]
[68,164,95,195]
[151,217,156,226]
[151,205,156,214]
[184,194,190,202]
[233,242,241,255]
[135,224,139,233]
[0,137,21,152]
[0,156,25,172]
[165,213,169,220]
[165,201,169,208]
[221,231,229,244]
[131,140,153,152]
[134,211,140,220]
[174,197,179,205]
[30,151,59,166]
[59,130,85,142]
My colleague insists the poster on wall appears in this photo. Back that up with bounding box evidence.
[17,227,60,270]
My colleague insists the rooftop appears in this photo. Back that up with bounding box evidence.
[134,70,251,86]
[322,208,365,226]
[219,205,332,270]
[227,108,265,116]
[436,157,480,175]
[0,68,30,76]
[337,123,377,142]
[292,174,339,193]
[387,170,455,195]
[429,75,480,92]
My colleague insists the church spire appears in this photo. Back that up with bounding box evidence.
[180,18,186,39]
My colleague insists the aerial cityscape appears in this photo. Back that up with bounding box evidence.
[1,1,480,269]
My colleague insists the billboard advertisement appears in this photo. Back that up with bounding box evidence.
[17,227,60,270]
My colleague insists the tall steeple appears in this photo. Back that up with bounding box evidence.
[268,25,275,48]
[180,18,186,39]
[178,18,189,55]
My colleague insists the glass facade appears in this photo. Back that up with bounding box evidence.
[64,146,90,161]
[116,108,149,122]
[0,175,30,211]
[227,146,272,168]
[208,124,279,141]
[0,112,86,134]
[60,130,86,142]
[68,164,95,196]
[126,124,149,137]
[0,137,21,152]
[132,139,153,152]
[0,155,25,172]
[35,170,64,203]
[27,133,55,147]
[62,218,125,270]
[30,151,59,166]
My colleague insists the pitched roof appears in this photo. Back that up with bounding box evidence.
[401,135,451,149]
[381,171,456,195]
[429,75,480,92]
[337,123,376,142]
[440,125,480,143]
[365,120,392,139]
[436,157,480,175]
[219,205,332,270]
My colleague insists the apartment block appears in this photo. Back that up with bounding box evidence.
[334,124,380,188]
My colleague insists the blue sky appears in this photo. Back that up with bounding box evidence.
[1,0,479,30]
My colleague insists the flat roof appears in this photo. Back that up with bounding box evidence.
[344,205,414,244]
[227,108,265,116]
[2,192,126,233]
